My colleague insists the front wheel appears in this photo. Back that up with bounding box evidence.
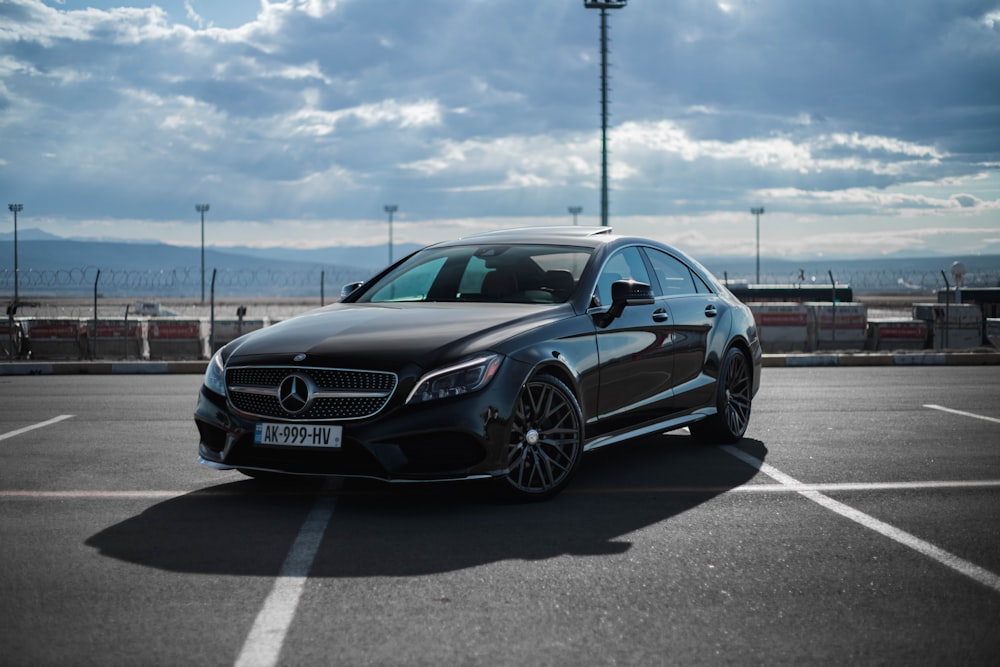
[689,347,753,444]
[502,374,584,501]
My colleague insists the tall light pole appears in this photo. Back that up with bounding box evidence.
[383,205,398,265]
[751,207,765,284]
[7,204,22,304]
[568,206,583,226]
[196,204,210,304]
[584,1,627,227]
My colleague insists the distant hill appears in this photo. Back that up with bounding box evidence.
[0,236,387,298]
[1,230,997,298]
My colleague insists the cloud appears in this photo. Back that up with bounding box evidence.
[0,0,997,258]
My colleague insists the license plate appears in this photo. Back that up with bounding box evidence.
[254,422,342,448]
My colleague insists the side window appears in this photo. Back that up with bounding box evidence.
[594,247,652,307]
[692,271,713,294]
[645,248,700,296]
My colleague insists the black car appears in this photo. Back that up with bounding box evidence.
[195,227,761,500]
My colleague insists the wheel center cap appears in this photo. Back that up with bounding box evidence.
[525,429,540,446]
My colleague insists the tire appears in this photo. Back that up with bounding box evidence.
[502,374,584,501]
[689,347,753,444]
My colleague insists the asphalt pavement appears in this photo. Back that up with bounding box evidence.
[1,367,999,665]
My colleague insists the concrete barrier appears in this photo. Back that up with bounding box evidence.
[809,302,867,351]
[987,319,1000,350]
[147,319,205,360]
[1,319,28,358]
[913,303,984,350]
[210,318,267,353]
[751,304,813,352]
[82,319,147,360]
[23,318,85,360]
[866,320,929,351]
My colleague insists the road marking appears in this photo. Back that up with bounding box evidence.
[0,415,75,442]
[924,404,1000,424]
[0,490,186,498]
[234,484,338,667]
[569,480,1000,494]
[721,445,1000,594]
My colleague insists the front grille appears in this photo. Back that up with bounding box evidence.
[226,365,397,421]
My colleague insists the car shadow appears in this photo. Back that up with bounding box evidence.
[85,435,768,577]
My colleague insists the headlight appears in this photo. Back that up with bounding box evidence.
[203,349,226,397]
[406,353,503,405]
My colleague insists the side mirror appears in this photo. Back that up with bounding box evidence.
[598,279,654,325]
[340,281,365,299]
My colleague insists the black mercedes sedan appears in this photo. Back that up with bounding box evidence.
[195,227,761,500]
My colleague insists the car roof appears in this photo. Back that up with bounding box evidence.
[436,226,615,248]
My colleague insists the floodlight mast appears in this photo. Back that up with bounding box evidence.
[196,204,210,304]
[751,207,765,283]
[584,1,626,227]
[8,204,23,304]
[384,205,398,264]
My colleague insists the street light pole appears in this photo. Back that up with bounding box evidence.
[384,205,398,265]
[751,207,765,283]
[568,206,583,226]
[196,204,210,304]
[7,204,22,304]
[584,1,627,227]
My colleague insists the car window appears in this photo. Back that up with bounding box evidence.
[594,246,651,307]
[367,256,448,302]
[644,248,700,296]
[362,244,592,304]
[646,248,715,295]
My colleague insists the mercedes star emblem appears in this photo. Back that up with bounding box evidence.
[277,373,313,414]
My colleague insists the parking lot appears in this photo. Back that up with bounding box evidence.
[1,366,998,666]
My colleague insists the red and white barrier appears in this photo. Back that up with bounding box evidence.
[210,319,267,353]
[866,320,929,351]
[82,319,147,359]
[147,320,206,360]
[809,303,868,351]
[751,304,813,352]
[913,303,984,350]
[23,318,85,359]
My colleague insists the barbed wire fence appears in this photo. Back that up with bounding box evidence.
[1,265,999,300]
[0,266,365,299]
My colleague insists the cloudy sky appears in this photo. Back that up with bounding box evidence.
[1,0,999,259]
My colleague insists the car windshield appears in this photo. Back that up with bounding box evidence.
[357,244,593,304]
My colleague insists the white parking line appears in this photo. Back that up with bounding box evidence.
[924,404,1000,424]
[568,480,1000,495]
[0,490,185,498]
[0,415,75,442]
[234,486,338,667]
[721,445,1000,594]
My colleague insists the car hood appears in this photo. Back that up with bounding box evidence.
[223,302,574,371]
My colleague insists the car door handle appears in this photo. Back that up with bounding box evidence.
[704,305,718,318]
[652,309,669,322]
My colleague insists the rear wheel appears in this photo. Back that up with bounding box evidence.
[689,347,752,444]
[502,374,583,501]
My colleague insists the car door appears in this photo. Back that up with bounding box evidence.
[589,246,675,436]
[643,247,719,412]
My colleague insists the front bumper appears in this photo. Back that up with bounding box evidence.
[194,359,530,482]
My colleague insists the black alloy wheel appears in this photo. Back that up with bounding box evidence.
[689,347,753,444]
[504,374,584,501]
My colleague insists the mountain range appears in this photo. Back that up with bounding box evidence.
[1,228,998,297]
